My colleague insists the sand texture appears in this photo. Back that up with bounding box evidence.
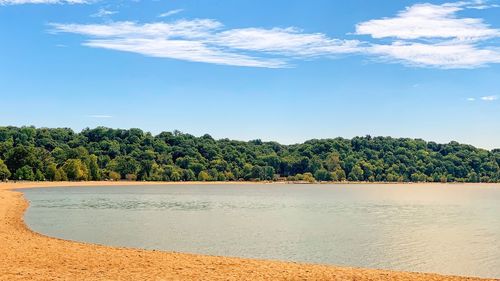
[1,181,498,281]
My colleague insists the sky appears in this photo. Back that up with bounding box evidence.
[0,0,499,149]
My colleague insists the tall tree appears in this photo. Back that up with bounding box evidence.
[0,159,11,181]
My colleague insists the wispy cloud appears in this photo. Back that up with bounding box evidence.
[91,8,117,18]
[368,42,500,69]
[0,0,90,4]
[87,114,113,118]
[158,9,183,18]
[211,27,361,57]
[465,0,500,9]
[480,95,498,101]
[356,1,500,68]
[355,2,499,40]
[49,20,360,68]
[50,20,223,38]
[467,4,500,9]
[466,95,498,101]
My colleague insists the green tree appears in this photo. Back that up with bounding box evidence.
[242,163,253,180]
[182,169,196,181]
[216,172,226,181]
[262,166,275,181]
[14,165,34,181]
[331,168,346,181]
[224,171,235,181]
[108,171,121,181]
[6,146,37,173]
[198,171,211,181]
[117,156,139,178]
[149,163,164,181]
[45,163,57,181]
[314,169,331,181]
[250,166,264,180]
[87,154,101,181]
[386,172,402,182]
[54,168,68,181]
[348,164,364,181]
[303,172,315,183]
[170,170,181,181]
[0,159,11,181]
[188,163,205,176]
[51,147,67,166]
[325,152,342,172]
[34,169,45,181]
[410,172,427,182]
[108,156,139,179]
[62,159,89,181]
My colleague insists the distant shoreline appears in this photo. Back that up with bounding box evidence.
[4,180,500,187]
[0,181,497,281]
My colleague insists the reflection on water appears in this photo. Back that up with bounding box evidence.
[23,184,500,278]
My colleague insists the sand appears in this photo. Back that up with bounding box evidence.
[0,181,498,281]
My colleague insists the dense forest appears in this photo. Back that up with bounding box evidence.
[0,126,498,183]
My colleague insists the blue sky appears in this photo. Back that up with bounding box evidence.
[0,0,499,149]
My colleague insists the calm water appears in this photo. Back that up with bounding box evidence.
[23,184,500,278]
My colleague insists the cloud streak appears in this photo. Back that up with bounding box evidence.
[211,27,361,57]
[158,9,184,18]
[481,95,498,101]
[87,114,113,118]
[49,20,360,68]
[91,8,117,18]
[368,42,500,69]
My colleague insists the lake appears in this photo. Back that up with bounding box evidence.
[22,184,500,278]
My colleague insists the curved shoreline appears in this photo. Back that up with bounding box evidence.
[0,182,497,281]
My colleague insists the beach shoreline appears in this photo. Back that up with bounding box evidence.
[7,180,500,187]
[0,181,498,280]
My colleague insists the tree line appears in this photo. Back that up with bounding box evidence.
[0,126,498,183]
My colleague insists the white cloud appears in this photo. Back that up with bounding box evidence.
[463,0,500,9]
[355,1,500,68]
[158,9,183,18]
[481,95,498,101]
[355,2,499,40]
[467,97,476,101]
[211,27,361,57]
[467,4,500,9]
[84,38,286,68]
[369,42,500,68]
[91,8,117,18]
[50,20,223,38]
[49,20,360,68]
[0,0,89,4]
[88,114,113,118]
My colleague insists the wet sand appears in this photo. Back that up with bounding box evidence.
[0,181,497,281]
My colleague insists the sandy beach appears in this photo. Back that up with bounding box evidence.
[0,181,498,281]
